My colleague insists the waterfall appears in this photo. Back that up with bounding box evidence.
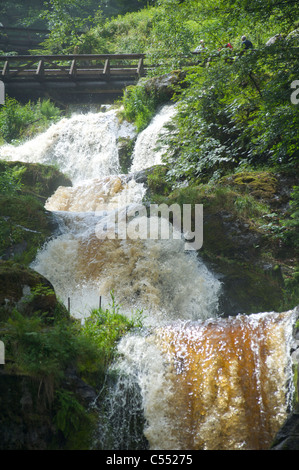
[101,309,296,451]
[130,104,177,173]
[0,108,135,184]
[1,104,297,450]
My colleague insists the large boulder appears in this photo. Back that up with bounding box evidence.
[142,70,187,100]
[0,160,71,265]
[0,260,68,322]
[0,160,72,203]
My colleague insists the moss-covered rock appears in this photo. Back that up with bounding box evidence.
[0,260,68,322]
[117,136,136,174]
[0,372,55,450]
[0,195,57,265]
[142,70,187,101]
[0,160,71,265]
[0,366,97,450]
[145,169,298,315]
[129,164,171,194]
[220,170,278,200]
[0,160,72,203]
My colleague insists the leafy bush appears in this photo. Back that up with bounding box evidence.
[282,186,299,248]
[162,44,299,184]
[119,84,160,132]
[82,291,143,370]
[1,291,143,389]
[0,97,62,143]
[0,165,25,195]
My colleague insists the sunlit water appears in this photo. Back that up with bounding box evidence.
[0,105,297,450]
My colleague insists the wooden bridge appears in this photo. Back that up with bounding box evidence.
[0,53,148,105]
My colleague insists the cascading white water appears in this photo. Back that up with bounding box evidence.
[31,173,220,322]
[16,104,220,322]
[104,309,297,451]
[130,104,177,173]
[1,103,297,450]
[0,108,135,184]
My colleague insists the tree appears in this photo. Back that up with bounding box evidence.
[38,0,101,53]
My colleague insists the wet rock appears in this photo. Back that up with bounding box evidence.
[142,70,187,100]
[63,367,97,406]
[286,29,299,45]
[0,372,55,450]
[271,411,299,450]
[266,34,284,46]
[117,136,136,174]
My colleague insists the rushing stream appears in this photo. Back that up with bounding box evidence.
[0,104,297,450]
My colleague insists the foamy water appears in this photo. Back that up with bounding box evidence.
[1,104,296,450]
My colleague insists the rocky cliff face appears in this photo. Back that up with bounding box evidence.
[0,161,96,450]
[141,165,298,316]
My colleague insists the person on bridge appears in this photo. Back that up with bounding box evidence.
[241,35,254,50]
[194,39,206,53]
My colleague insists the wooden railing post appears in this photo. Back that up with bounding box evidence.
[69,59,77,78]
[103,59,110,76]
[137,57,144,76]
[36,59,44,77]
[2,60,9,76]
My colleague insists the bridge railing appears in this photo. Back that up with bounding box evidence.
[0,54,146,81]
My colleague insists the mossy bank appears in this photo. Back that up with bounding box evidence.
[143,165,299,316]
[0,160,71,265]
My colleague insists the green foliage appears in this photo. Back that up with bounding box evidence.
[3,311,79,381]
[0,0,46,29]
[0,98,34,143]
[29,0,157,54]
[82,291,143,369]
[95,7,155,54]
[162,42,299,182]
[119,84,159,132]
[99,0,156,19]
[0,165,24,195]
[37,0,96,54]
[0,97,62,143]
[0,308,100,444]
[146,165,173,196]
[282,186,299,248]
[147,0,195,74]
[1,292,143,413]
[53,389,88,438]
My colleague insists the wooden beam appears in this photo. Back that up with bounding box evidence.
[137,58,144,76]
[36,60,44,77]
[0,53,146,61]
[69,59,77,78]
[103,59,110,76]
[2,61,9,76]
